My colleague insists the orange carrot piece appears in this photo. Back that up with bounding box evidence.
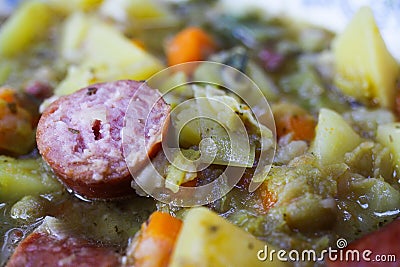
[273,103,316,142]
[166,27,216,66]
[258,183,277,213]
[276,114,316,141]
[144,211,182,240]
[0,87,17,103]
[132,211,183,267]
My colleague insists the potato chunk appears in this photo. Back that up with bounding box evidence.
[333,7,399,108]
[377,122,400,170]
[0,0,53,57]
[310,108,362,165]
[55,13,163,95]
[0,156,62,202]
[170,207,289,267]
[46,0,103,14]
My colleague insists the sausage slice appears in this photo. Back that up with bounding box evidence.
[36,80,169,199]
[6,217,121,267]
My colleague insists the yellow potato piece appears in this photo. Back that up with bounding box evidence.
[125,0,170,20]
[54,65,98,96]
[100,0,176,26]
[0,1,53,57]
[56,13,164,95]
[59,12,91,62]
[46,0,103,14]
[333,7,399,108]
[170,207,290,267]
[310,108,362,165]
[377,123,400,170]
[0,156,62,202]
[83,21,163,80]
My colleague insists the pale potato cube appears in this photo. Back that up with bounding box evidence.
[170,207,290,267]
[376,123,400,169]
[100,0,175,25]
[45,0,103,14]
[310,108,362,165]
[0,156,62,202]
[56,13,164,95]
[54,65,98,96]
[83,21,163,81]
[0,1,53,57]
[333,7,399,108]
[59,12,91,62]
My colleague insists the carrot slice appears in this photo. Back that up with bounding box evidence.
[166,27,216,66]
[132,211,183,267]
[276,114,316,141]
[273,102,316,142]
[0,87,17,103]
[144,211,182,240]
[258,183,277,213]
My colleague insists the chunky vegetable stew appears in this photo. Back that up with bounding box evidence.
[0,1,399,266]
